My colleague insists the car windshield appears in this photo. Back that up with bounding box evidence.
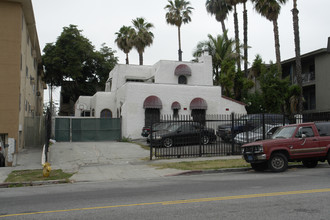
[252,124,279,134]
[154,123,171,130]
[272,126,297,139]
[167,124,181,132]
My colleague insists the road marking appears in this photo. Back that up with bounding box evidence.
[1,188,330,218]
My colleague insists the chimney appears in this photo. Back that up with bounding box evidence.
[328,37,330,52]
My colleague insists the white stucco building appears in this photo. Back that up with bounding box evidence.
[75,55,246,139]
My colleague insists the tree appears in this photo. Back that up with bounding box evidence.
[241,0,249,77]
[165,0,194,61]
[132,17,154,65]
[252,0,288,74]
[193,32,236,85]
[258,62,291,113]
[226,0,243,71]
[42,25,118,105]
[205,0,232,35]
[115,26,135,64]
[94,43,118,90]
[193,33,252,100]
[292,0,303,113]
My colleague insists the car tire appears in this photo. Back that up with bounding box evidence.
[268,153,288,172]
[0,154,5,167]
[201,135,210,145]
[251,162,268,172]
[302,160,318,168]
[163,138,173,148]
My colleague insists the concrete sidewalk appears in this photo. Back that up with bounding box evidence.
[49,141,182,182]
[0,147,44,183]
[0,141,244,184]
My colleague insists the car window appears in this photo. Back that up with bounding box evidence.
[273,126,297,139]
[296,126,315,138]
[268,126,279,134]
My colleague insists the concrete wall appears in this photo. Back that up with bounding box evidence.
[315,53,330,112]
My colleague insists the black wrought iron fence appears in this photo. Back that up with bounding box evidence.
[149,112,330,160]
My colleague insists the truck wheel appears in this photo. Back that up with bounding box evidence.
[251,162,268,172]
[302,160,318,168]
[268,153,288,172]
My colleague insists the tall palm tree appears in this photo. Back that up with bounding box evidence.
[292,0,303,113]
[252,0,288,74]
[205,0,232,36]
[193,32,236,86]
[225,0,244,71]
[114,26,135,64]
[132,17,154,65]
[165,0,194,61]
[242,0,248,77]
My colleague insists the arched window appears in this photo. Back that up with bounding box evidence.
[178,75,187,84]
[100,109,112,118]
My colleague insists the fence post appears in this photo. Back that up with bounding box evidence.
[262,113,265,140]
[231,112,235,155]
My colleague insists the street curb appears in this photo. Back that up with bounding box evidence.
[166,167,251,176]
[0,179,72,188]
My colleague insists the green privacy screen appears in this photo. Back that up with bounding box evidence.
[55,118,70,142]
[55,118,121,142]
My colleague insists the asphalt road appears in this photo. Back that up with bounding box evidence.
[1,166,330,219]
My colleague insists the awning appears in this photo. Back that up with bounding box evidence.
[190,98,207,110]
[143,96,162,109]
[171,101,181,110]
[174,64,192,76]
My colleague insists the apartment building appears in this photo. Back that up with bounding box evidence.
[282,37,330,113]
[0,0,45,164]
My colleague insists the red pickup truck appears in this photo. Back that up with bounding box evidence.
[241,122,330,172]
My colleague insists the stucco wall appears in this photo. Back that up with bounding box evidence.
[0,2,22,148]
[315,53,330,112]
[118,83,246,139]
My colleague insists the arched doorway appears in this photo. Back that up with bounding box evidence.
[190,98,207,124]
[143,96,162,127]
[100,109,112,118]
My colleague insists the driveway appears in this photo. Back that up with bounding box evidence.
[49,141,179,182]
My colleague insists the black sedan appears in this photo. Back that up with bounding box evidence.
[149,122,216,148]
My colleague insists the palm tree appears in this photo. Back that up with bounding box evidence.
[242,0,248,77]
[292,0,303,113]
[205,0,232,36]
[165,0,194,61]
[252,0,288,74]
[132,17,154,65]
[114,26,135,64]
[225,0,246,72]
[193,32,236,85]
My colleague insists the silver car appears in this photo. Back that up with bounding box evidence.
[234,124,282,144]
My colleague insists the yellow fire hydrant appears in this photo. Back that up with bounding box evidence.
[42,162,52,177]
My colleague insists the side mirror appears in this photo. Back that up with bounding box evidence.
[301,133,306,139]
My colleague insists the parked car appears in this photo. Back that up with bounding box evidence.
[241,122,330,172]
[149,122,216,148]
[234,124,282,144]
[217,114,286,142]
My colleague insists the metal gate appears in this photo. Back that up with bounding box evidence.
[55,117,121,142]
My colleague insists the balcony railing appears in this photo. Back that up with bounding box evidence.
[293,72,315,84]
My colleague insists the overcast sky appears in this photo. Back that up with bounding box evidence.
[32,0,330,67]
